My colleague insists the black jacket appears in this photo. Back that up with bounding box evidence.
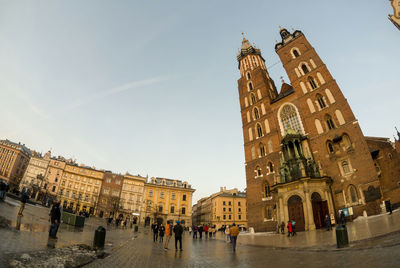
[50,205,61,224]
[173,224,183,237]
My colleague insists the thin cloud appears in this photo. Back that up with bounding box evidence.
[63,75,171,112]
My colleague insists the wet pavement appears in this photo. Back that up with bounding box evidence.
[1,198,400,267]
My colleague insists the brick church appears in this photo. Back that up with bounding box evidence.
[236,28,400,232]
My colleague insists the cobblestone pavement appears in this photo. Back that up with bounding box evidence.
[0,199,137,267]
[2,198,400,268]
[87,230,400,268]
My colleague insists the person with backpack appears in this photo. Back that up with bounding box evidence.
[291,220,296,236]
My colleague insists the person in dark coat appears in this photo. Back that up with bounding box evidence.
[325,214,332,231]
[173,221,184,251]
[192,225,198,239]
[49,199,61,239]
[18,189,29,216]
[159,223,165,243]
[198,225,203,239]
[280,221,285,234]
[152,223,159,242]
[340,210,346,226]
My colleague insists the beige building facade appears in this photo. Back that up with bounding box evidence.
[119,173,146,223]
[20,151,51,200]
[144,177,195,227]
[44,157,66,200]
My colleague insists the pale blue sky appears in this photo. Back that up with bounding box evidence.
[0,1,399,203]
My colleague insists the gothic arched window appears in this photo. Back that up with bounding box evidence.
[280,104,302,134]
[293,49,300,58]
[309,76,318,89]
[349,185,358,203]
[325,114,335,130]
[251,93,256,104]
[342,161,350,174]
[268,162,274,173]
[342,134,351,149]
[256,123,263,137]
[247,72,251,80]
[254,107,260,119]
[256,166,262,177]
[317,94,326,109]
[252,56,258,67]
[259,143,266,157]
[248,82,254,91]
[327,141,334,154]
[301,64,309,74]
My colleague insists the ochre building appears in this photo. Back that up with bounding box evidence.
[59,163,104,215]
[236,28,386,232]
[117,173,146,223]
[144,177,195,227]
[0,139,30,190]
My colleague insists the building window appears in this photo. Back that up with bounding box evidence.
[349,185,358,203]
[254,107,260,119]
[325,115,335,130]
[158,205,163,213]
[301,64,309,74]
[223,215,226,220]
[250,93,256,104]
[256,123,263,137]
[106,178,111,183]
[293,49,300,58]
[342,161,351,174]
[239,215,241,220]
[247,72,251,80]
[268,162,274,173]
[160,191,165,199]
[256,166,262,177]
[266,207,272,219]
[228,215,231,220]
[327,141,334,153]
[238,202,241,206]
[52,186,56,192]
[252,56,258,67]
[264,184,271,197]
[223,207,226,212]
[342,134,351,149]
[170,206,175,213]
[228,201,231,205]
[149,190,153,197]
[259,143,266,157]
[309,76,318,89]
[229,207,232,212]
[223,201,226,205]
[238,208,241,212]
[248,82,254,91]
[280,104,302,134]
[181,207,186,215]
[316,94,326,108]
[116,180,121,185]
[172,192,176,200]
[182,194,186,201]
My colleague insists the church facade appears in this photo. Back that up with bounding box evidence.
[237,28,383,232]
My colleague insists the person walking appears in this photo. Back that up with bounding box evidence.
[225,225,231,242]
[198,225,203,239]
[204,225,209,239]
[287,221,293,237]
[208,226,213,238]
[291,220,296,236]
[152,222,159,242]
[229,223,239,251]
[325,214,332,231]
[18,189,29,216]
[159,223,165,243]
[173,220,184,251]
[280,221,285,234]
[49,199,61,239]
[164,222,173,250]
[192,225,198,239]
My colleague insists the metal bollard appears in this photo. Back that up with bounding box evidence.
[93,226,106,249]
[335,224,349,248]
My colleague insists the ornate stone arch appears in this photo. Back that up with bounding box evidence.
[277,102,305,136]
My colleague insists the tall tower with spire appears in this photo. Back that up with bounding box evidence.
[237,28,382,232]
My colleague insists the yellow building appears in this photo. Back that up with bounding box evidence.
[193,187,248,229]
[59,163,104,215]
[144,177,195,227]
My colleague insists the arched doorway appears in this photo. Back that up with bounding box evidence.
[311,192,329,229]
[145,217,151,226]
[288,195,305,231]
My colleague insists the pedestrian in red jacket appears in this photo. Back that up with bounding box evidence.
[287,221,293,237]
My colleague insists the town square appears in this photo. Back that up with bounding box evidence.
[0,1,399,267]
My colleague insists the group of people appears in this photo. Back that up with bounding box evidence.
[151,220,184,251]
[191,224,217,239]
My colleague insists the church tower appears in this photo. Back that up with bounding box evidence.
[237,29,382,232]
